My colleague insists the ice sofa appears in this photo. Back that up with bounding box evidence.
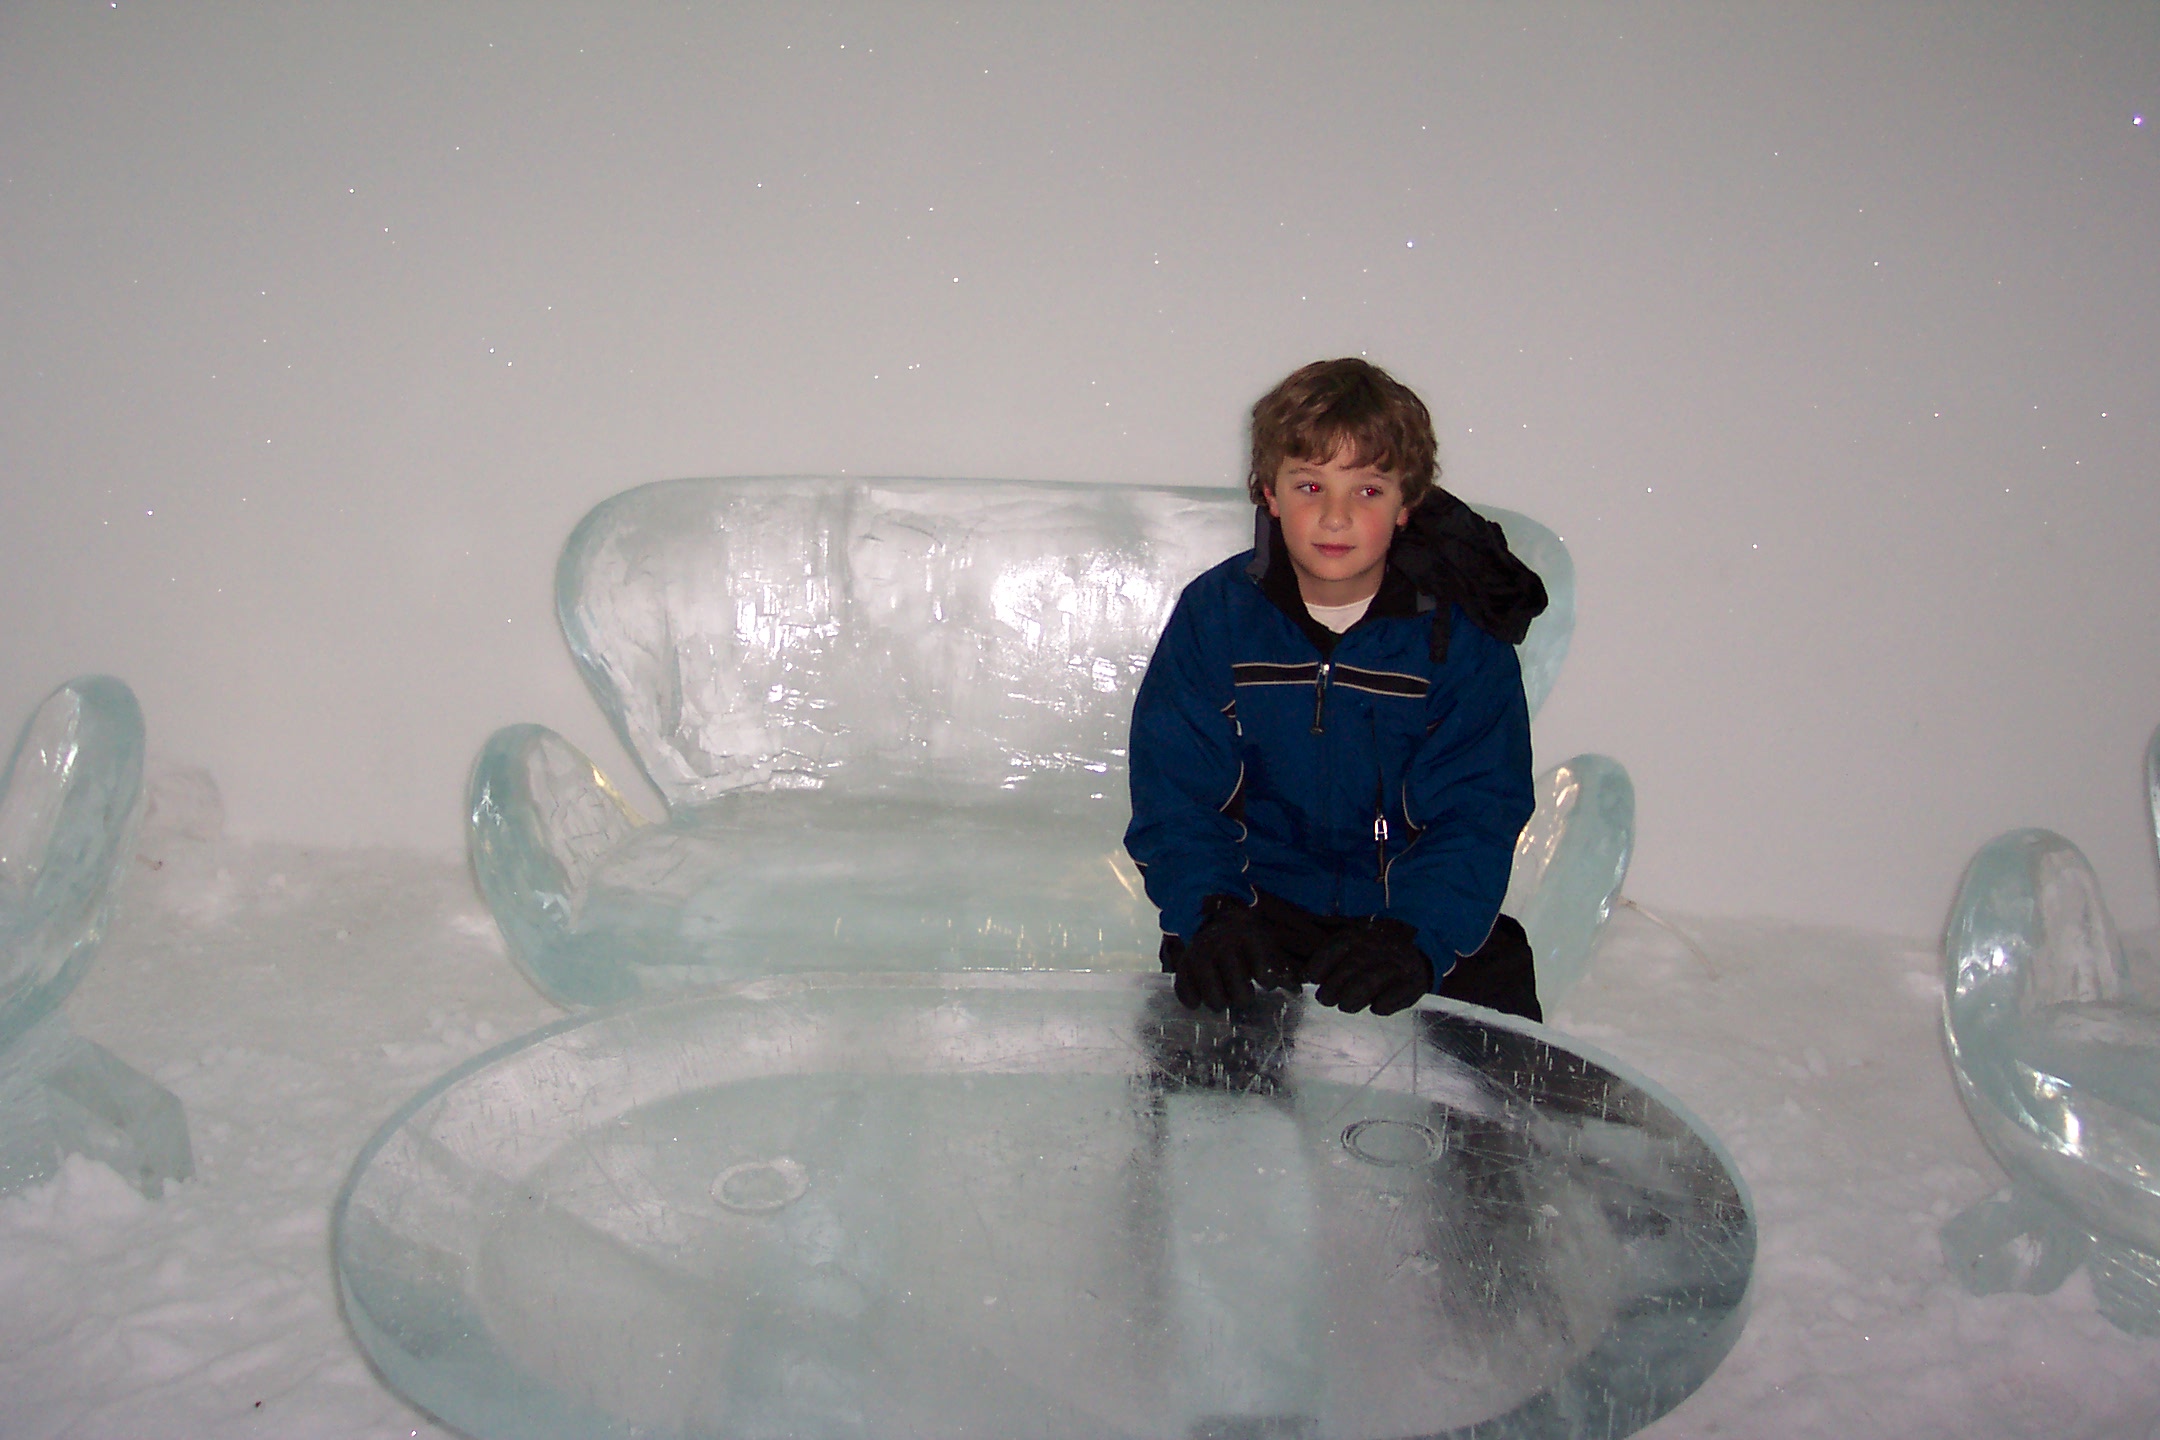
[0,676,192,1198]
[1939,723,2160,1333]
[469,477,1634,1008]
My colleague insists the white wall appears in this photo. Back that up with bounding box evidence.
[3,3,2156,937]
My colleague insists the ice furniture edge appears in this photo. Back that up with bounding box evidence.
[0,675,193,1198]
[468,476,1635,1010]
[1938,720,2160,1333]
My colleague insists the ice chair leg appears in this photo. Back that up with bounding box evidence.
[0,1010,192,1199]
[2090,1243,2160,1338]
[45,1032,194,1198]
[1940,1187,2089,1297]
[0,1010,72,1193]
[1949,1190,2160,1337]
[2089,1238,2160,1336]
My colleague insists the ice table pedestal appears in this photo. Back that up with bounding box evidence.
[336,973,1754,1440]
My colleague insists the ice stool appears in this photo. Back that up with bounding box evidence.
[0,676,193,1198]
[1939,722,2160,1332]
[468,477,1635,1010]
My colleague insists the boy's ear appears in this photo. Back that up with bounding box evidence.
[1262,486,1281,518]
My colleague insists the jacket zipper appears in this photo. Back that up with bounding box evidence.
[1310,659,1332,734]
[1375,812,1390,899]
[1371,712,1390,894]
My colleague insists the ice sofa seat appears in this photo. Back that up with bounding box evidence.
[470,477,1634,1008]
[1939,723,2160,1333]
[0,676,193,1198]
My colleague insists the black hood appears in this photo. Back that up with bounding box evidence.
[1244,491,1548,661]
[1389,490,1549,649]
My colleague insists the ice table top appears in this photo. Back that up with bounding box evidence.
[336,974,1752,1440]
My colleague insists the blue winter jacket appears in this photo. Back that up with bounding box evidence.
[1124,515,1535,982]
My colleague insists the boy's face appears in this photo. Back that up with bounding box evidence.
[1264,446,1412,607]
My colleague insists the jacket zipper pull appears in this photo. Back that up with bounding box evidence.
[1372,717,1389,886]
[1310,660,1331,734]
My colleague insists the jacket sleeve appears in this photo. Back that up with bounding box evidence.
[1123,585,1252,941]
[1383,612,1536,973]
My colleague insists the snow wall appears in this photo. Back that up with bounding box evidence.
[1,5,2155,937]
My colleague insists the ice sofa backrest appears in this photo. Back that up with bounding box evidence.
[557,477,1574,813]
[557,478,1242,808]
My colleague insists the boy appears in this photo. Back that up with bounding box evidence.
[1124,358,1546,1020]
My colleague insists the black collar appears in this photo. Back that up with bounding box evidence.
[1243,493,1547,662]
[1243,512,1428,657]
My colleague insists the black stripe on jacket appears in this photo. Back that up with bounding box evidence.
[1232,661,1318,686]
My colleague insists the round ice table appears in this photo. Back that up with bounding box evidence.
[335,974,1752,1439]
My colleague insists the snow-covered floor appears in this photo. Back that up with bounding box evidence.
[3,802,2157,1439]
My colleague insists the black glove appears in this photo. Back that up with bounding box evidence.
[1307,918,1432,1016]
[1173,895,1293,1012]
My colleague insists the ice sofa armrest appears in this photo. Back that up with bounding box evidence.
[1502,754,1635,1010]
[0,676,193,1199]
[2147,722,2160,867]
[468,724,647,1005]
[1941,824,2160,1332]
[0,676,146,1051]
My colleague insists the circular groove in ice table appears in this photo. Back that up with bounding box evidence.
[1341,1117,1444,1167]
[709,1157,809,1213]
